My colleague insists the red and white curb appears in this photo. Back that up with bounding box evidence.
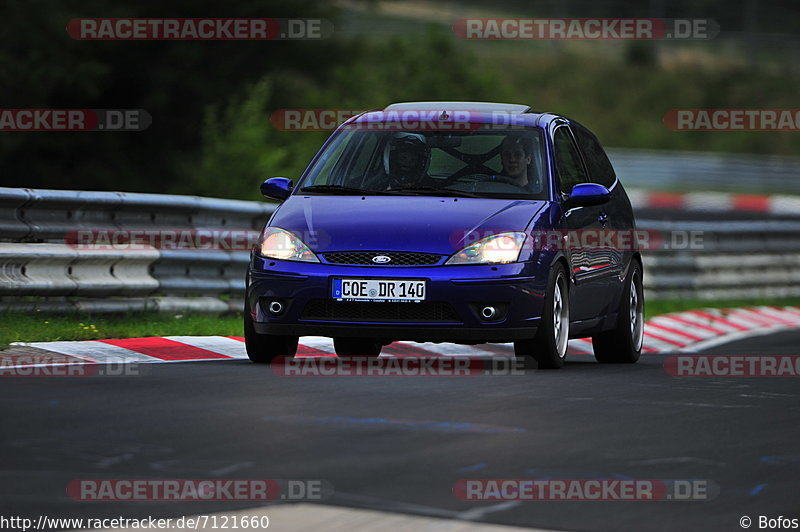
[7,306,800,369]
[627,189,800,215]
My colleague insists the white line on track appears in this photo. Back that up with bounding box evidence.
[679,325,797,352]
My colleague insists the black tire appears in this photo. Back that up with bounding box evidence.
[244,309,298,363]
[514,263,570,369]
[592,260,644,364]
[333,338,383,357]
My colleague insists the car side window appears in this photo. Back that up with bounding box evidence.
[572,125,616,188]
[553,127,588,195]
[309,131,352,186]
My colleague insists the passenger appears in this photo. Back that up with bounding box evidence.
[496,135,532,188]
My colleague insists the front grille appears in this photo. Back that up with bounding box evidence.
[323,251,443,266]
[300,299,461,323]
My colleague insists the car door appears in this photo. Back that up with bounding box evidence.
[571,122,629,314]
[552,123,608,322]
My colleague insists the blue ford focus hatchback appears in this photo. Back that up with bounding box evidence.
[245,102,644,368]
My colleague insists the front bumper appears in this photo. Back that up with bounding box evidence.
[246,255,549,343]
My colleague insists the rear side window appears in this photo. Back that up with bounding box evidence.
[553,127,588,194]
[572,125,616,188]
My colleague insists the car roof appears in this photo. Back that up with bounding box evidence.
[343,101,561,129]
[384,101,531,114]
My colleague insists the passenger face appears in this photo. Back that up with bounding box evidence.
[501,141,531,179]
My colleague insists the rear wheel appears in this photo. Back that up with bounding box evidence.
[244,309,298,363]
[333,338,383,357]
[514,263,570,369]
[592,261,644,364]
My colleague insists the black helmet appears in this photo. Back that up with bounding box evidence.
[383,132,430,184]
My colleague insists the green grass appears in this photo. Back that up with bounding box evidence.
[2,297,800,349]
[0,312,243,350]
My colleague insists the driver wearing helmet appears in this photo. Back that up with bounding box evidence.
[381,132,432,189]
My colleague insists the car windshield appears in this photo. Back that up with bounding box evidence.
[297,127,547,199]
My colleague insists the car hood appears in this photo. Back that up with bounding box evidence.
[268,195,547,255]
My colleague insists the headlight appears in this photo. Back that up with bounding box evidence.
[259,227,319,262]
[446,232,527,265]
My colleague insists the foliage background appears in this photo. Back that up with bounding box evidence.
[1,0,798,199]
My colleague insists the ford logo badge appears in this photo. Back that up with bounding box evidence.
[372,255,392,264]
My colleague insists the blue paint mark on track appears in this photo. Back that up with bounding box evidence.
[760,456,800,466]
[458,462,488,473]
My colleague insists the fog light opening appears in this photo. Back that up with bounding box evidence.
[268,300,284,315]
[481,306,497,320]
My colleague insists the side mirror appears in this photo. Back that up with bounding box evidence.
[568,183,610,207]
[260,177,293,201]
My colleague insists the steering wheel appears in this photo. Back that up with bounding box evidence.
[445,169,492,186]
[492,174,522,186]
[459,173,491,181]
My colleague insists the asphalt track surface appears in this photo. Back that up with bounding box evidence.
[1,330,798,531]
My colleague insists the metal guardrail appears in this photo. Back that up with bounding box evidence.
[4,188,273,240]
[0,244,159,297]
[607,148,800,194]
[0,187,275,312]
[1,186,798,312]
[639,220,800,300]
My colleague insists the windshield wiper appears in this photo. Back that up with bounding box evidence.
[386,186,481,198]
[299,184,372,195]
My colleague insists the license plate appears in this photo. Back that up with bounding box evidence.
[332,278,426,302]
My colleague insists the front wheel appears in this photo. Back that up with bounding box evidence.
[514,263,570,369]
[244,310,298,363]
[592,261,644,364]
